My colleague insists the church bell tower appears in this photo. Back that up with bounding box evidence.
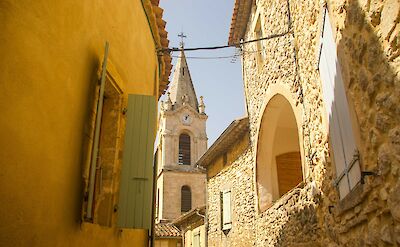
[155,44,207,222]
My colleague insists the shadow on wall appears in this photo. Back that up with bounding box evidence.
[277,187,320,247]
[319,0,399,245]
[262,0,399,246]
[75,51,102,229]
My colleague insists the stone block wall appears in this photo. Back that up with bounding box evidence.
[207,0,400,246]
[161,171,206,221]
[207,148,256,247]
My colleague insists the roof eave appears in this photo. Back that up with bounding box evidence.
[228,0,254,46]
[196,117,249,168]
[173,206,206,226]
[141,0,172,98]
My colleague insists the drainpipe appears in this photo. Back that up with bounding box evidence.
[204,173,209,247]
[181,228,185,247]
[240,39,249,118]
[195,210,205,218]
[195,163,208,247]
[150,149,158,247]
[196,163,208,247]
[195,209,206,247]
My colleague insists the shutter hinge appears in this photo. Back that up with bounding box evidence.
[360,171,377,184]
[333,149,360,187]
[131,177,148,180]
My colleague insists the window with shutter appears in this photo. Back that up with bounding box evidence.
[84,42,125,226]
[181,185,192,213]
[221,189,232,230]
[318,8,361,199]
[254,15,266,65]
[178,134,191,165]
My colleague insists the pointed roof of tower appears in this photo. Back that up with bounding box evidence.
[168,47,199,111]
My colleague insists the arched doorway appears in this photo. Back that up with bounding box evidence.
[256,94,303,211]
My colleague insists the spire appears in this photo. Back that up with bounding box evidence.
[168,44,199,111]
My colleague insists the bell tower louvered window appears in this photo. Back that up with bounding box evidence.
[178,134,191,165]
[181,186,192,213]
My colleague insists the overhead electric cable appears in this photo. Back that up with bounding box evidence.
[165,41,291,60]
[171,55,238,59]
[159,30,291,53]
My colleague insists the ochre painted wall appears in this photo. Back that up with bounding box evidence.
[0,0,161,246]
[154,239,181,247]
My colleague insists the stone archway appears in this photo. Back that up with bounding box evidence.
[256,94,303,212]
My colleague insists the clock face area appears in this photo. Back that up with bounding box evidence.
[181,114,192,125]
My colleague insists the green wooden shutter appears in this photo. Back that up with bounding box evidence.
[117,94,157,229]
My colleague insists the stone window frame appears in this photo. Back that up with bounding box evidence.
[315,4,365,204]
[251,6,266,70]
[253,85,307,215]
[83,55,127,226]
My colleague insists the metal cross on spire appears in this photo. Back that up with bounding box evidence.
[178,32,187,48]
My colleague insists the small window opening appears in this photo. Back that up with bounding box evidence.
[254,16,266,63]
[181,186,192,213]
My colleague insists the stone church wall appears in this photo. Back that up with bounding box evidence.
[162,171,206,220]
[207,0,399,246]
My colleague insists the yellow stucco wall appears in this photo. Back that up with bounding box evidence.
[154,239,181,247]
[0,0,162,246]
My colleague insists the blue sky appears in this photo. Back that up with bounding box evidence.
[160,0,246,146]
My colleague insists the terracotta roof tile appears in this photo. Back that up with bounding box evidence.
[143,0,172,97]
[155,223,181,238]
[228,0,253,46]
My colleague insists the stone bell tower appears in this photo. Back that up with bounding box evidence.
[155,44,207,222]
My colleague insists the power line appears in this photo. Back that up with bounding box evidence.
[159,30,291,53]
[171,55,237,59]
[166,40,292,60]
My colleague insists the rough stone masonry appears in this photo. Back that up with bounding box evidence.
[207,0,400,246]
